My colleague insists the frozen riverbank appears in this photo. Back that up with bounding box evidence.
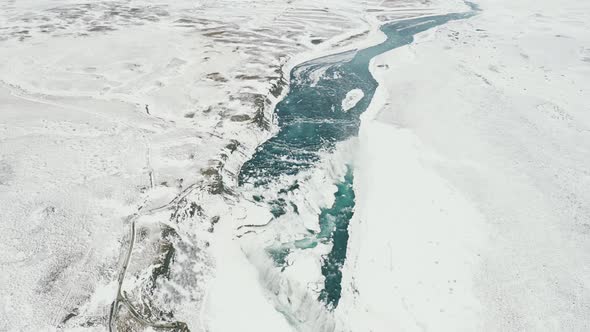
[232,6,478,332]
[338,0,590,330]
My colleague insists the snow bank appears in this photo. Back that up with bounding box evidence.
[338,0,590,330]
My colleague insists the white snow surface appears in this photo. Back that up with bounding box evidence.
[337,0,590,330]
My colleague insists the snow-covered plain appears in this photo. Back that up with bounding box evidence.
[2,0,589,331]
[337,0,590,330]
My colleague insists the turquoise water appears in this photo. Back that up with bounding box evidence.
[238,11,475,309]
[239,12,473,187]
[318,166,355,307]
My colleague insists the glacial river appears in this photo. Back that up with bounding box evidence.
[238,9,475,309]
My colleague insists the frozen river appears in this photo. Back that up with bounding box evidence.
[237,8,476,319]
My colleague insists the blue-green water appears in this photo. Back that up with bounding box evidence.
[239,12,473,187]
[318,166,355,308]
[238,11,475,309]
